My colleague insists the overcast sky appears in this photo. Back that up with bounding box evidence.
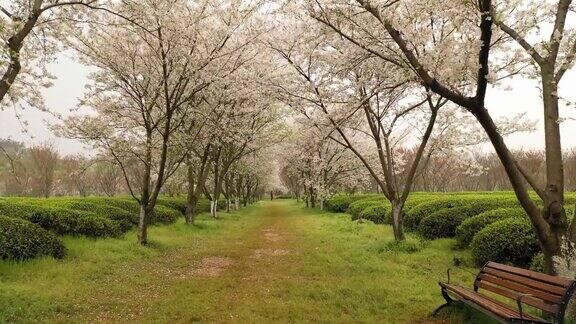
[0,53,575,156]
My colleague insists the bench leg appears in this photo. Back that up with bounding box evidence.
[432,288,454,316]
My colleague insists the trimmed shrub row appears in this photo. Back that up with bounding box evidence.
[348,198,387,217]
[0,215,66,260]
[404,198,466,231]
[0,196,184,256]
[27,199,136,232]
[0,195,216,261]
[417,198,519,239]
[471,218,539,267]
[406,197,519,232]
[0,201,121,238]
[357,203,392,224]
[79,197,181,224]
[324,192,564,269]
[156,197,187,214]
[325,194,379,213]
[455,208,526,248]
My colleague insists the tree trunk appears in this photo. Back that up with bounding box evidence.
[570,206,576,242]
[320,199,324,211]
[210,200,218,218]
[309,187,316,208]
[473,106,564,274]
[226,199,231,213]
[540,69,568,274]
[137,204,152,245]
[185,194,198,225]
[391,201,406,241]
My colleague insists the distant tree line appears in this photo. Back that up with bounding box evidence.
[280,145,576,200]
[0,139,127,197]
[413,149,576,192]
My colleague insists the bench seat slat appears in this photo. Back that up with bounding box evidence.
[477,273,563,304]
[486,262,574,287]
[444,284,520,319]
[482,267,566,296]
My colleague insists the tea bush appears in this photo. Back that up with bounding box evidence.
[0,215,66,260]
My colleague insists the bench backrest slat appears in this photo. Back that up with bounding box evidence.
[476,281,559,314]
[482,267,567,295]
[486,262,573,287]
[475,262,575,316]
[477,273,563,303]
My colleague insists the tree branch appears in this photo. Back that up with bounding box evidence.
[355,0,477,110]
[489,7,544,65]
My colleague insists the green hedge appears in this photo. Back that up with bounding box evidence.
[402,196,437,214]
[156,197,187,214]
[471,218,539,267]
[417,199,518,239]
[418,207,473,239]
[151,205,180,224]
[406,197,519,232]
[0,201,121,238]
[357,203,392,224]
[0,195,198,262]
[348,198,387,217]
[81,197,179,224]
[405,198,465,230]
[61,201,135,231]
[26,199,135,232]
[325,194,378,213]
[0,216,66,260]
[455,208,526,248]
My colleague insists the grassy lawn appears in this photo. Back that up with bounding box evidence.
[0,200,499,323]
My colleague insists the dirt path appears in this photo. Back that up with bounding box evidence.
[54,201,301,323]
[35,201,472,323]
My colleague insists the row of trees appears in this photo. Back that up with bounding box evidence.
[56,0,285,244]
[272,0,576,274]
[415,149,576,193]
[2,0,576,273]
[1,0,284,245]
[281,142,576,203]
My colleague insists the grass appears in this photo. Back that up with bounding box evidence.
[0,200,510,323]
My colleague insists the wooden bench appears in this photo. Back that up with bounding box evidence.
[434,262,576,323]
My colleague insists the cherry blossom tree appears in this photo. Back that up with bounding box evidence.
[307,0,576,273]
[280,128,366,209]
[61,0,227,244]
[0,0,142,110]
[268,17,449,240]
[489,0,576,272]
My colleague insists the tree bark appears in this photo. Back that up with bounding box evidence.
[185,194,198,225]
[569,206,576,242]
[137,204,153,245]
[391,201,406,241]
[472,106,563,273]
[210,199,218,218]
[540,67,568,274]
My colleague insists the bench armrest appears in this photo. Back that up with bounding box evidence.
[516,293,533,319]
